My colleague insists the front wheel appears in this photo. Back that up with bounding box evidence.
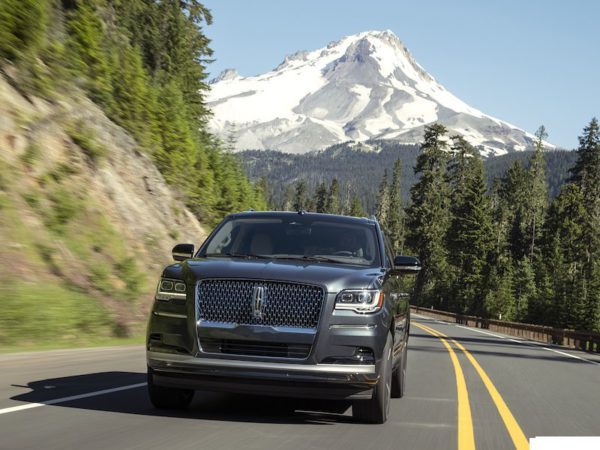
[352,333,392,424]
[391,341,407,398]
[147,368,194,410]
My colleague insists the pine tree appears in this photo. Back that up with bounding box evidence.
[254,176,269,209]
[406,123,452,308]
[539,184,587,329]
[526,126,549,260]
[341,181,353,215]
[570,118,600,265]
[65,2,112,106]
[387,159,404,253]
[108,42,158,150]
[375,169,390,225]
[293,180,308,211]
[446,136,493,315]
[567,119,600,330]
[512,258,536,322]
[153,81,197,192]
[494,162,529,261]
[325,178,341,214]
[483,254,515,320]
[314,182,328,213]
[348,196,365,217]
[0,0,49,61]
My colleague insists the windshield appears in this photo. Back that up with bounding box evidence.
[200,216,381,267]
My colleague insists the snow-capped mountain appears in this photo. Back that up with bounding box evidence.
[207,30,539,156]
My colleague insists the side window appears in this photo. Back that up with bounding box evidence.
[205,221,235,254]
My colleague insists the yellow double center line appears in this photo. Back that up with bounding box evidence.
[414,321,529,450]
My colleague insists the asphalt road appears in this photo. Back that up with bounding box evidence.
[1,315,599,450]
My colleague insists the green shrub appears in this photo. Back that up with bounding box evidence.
[89,261,112,294]
[66,123,107,164]
[116,257,145,301]
[47,162,78,182]
[20,143,40,167]
[45,186,81,232]
[21,190,41,208]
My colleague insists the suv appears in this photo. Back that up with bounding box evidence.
[146,211,420,423]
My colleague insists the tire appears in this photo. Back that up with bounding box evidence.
[147,368,194,410]
[352,333,392,424]
[391,341,407,398]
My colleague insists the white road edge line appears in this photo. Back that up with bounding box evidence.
[413,314,598,366]
[541,346,598,364]
[0,382,147,416]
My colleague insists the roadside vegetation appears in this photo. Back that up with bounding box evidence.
[0,0,267,350]
[0,0,266,225]
[284,121,600,332]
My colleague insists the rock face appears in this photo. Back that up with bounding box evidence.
[0,70,205,330]
[208,30,541,156]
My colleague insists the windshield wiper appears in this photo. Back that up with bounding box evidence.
[272,255,346,264]
[204,252,272,260]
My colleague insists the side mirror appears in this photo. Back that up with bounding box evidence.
[172,243,194,261]
[392,255,421,275]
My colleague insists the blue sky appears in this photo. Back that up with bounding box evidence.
[201,0,600,149]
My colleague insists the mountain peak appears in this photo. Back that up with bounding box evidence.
[207,31,538,156]
[210,68,240,84]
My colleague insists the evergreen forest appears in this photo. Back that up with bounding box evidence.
[272,122,600,332]
[0,0,266,226]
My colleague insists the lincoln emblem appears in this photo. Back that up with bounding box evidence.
[252,285,267,319]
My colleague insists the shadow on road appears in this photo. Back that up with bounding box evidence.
[11,372,354,425]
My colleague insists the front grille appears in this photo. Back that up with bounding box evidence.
[201,338,311,359]
[197,280,324,328]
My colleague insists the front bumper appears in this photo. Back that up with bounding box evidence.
[147,351,378,399]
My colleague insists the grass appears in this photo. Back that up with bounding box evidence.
[0,333,144,354]
[0,281,117,349]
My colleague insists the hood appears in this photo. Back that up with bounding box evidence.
[171,257,384,293]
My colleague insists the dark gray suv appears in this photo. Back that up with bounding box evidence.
[146,211,420,423]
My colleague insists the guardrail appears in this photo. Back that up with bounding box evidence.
[411,306,600,353]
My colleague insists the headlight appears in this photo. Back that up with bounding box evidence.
[335,289,384,314]
[156,278,187,301]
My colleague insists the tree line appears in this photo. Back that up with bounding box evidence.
[275,121,600,332]
[394,121,600,332]
[240,143,578,211]
[0,0,266,225]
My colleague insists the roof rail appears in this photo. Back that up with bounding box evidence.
[369,214,377,222]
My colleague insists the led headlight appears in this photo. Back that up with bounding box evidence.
[156,278,187,301]
[334,289,384,314]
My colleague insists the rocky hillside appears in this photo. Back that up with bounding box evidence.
[0,69,205,349]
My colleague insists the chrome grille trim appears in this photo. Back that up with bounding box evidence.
[196,279,325,329]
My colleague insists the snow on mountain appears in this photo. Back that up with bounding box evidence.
[207,30,540,156]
